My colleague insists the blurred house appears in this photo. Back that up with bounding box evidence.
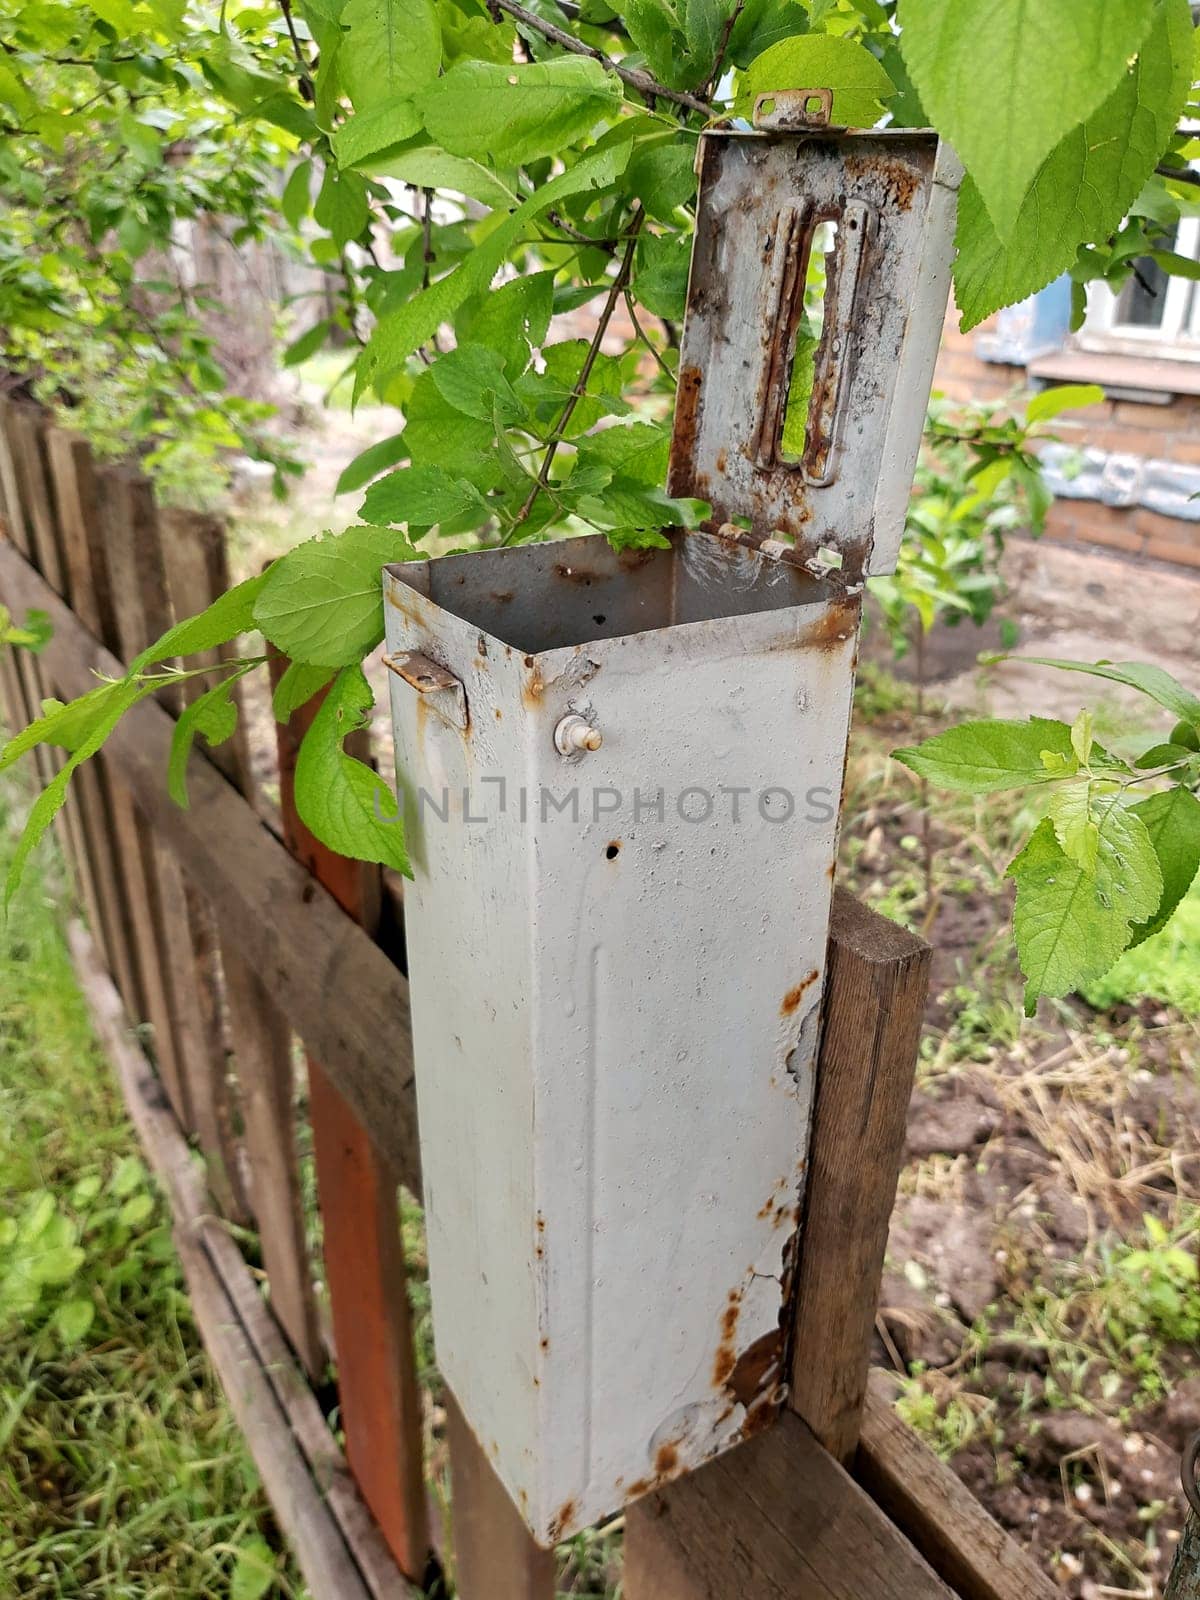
[936,266,1200,572]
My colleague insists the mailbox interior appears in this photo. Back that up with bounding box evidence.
[391,526,844,656]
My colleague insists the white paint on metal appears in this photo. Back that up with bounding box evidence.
[668,129,960,579]
[384,536,858,1544]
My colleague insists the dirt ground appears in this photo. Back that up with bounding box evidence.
[843,532,1200,1596]
[231,399,1200,1598]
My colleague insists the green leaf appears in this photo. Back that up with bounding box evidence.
[168,669,250,809]
[1010,656,1200,733]
[230,1534,277,1600]
[1134,742,1196,770]
[2,608,51,651]
[954,0,1193,330]
[1149,248,1200,281]
[899,0,1157,241]
[335,433,408,496]
[428,345,520,422]
[272,662,335,724]
[680,0,726,80]
[358,141,633,394]
[734,35,896,126]
[417,57,623,169]
[1069,707,1094,767]
[129,572,269,676]
[625,136,698,224]
[369,144,518,208]
[893,716,1077,794]
[118,1193,155,1228]
[1090,792,1162,922]
[111,1156,145,1197]
[281,160,312,228]
[1128,784,1200,945]
[1007,818,1136,1015]
[340,0,441,110]
[254,527,416,669]
[54,1298,95,1345]
[634,232,691,321]
[314,166,369,249]
[6,681,143,905]
[359,466,488,531]
[294,667,410,875]
[573,478,702,538]
[1,681,136,773]
[402,372,499,478]
[1026,384,1106,425]
[29,1244,85,1285]
[457,271,554,377]
[282,319,335,369]
[736,2,811,69]
[571,420,671,491]
[1048,783,1099,874]
[331,97,423,169]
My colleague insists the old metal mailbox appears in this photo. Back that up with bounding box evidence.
[383,116,958,1545]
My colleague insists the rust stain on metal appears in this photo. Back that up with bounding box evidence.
[521,664,545,708]
[553,562,602,586]
[711,1288,743,1388]
[546,1499,576,1543]
[727,1330,783,1409]
[654,1442,679,1476]
[846,151,921,211]
[672,364,703,472]
[799,592,862,652]
[781,968,819,1015]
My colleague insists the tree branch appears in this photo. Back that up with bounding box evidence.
[1156,164,1200,189]
[507,208,645,538]
[277,0,316,103]
[488,0,714,116]
[703,0,745,100]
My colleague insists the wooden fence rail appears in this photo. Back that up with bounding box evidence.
[0,399,1056,1600]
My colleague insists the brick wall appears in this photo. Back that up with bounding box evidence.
[932,307,1200,572]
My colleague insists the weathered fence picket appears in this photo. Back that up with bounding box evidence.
[0,398,1056,1600]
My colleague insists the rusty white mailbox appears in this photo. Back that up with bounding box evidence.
[383,108,959,1545]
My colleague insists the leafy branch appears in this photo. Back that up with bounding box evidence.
[896,662,1200,1014]
[486,0,715,116]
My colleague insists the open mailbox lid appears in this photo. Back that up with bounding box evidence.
[669,110,960,580]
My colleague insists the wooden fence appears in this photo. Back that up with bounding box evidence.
[0,396,1059,1600]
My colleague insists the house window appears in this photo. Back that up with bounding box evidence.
[1076,218,1200,360]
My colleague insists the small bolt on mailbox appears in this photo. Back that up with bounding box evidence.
[383,95,960,1545]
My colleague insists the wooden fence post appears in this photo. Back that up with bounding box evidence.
[96,463,247,1218]
[0,402,103,942]
[160,507,323,1378]
[42,425,145,1015]
[445,1391,556,1600]
[788,887,931,1462]
[271,660,431,1583]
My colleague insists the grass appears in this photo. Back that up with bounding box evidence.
[0,769,305,1600]
[1081,879,1200,1015]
